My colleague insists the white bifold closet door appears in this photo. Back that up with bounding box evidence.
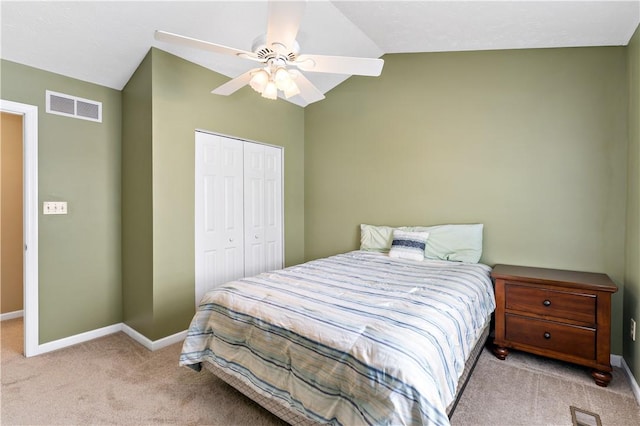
[243,141,283,277]
[195,131,283,305]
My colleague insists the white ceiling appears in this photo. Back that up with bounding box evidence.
[2,0,639,107]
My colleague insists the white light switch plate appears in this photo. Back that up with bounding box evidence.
[43,201,67,215]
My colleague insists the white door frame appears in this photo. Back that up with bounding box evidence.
[1,99,39,357]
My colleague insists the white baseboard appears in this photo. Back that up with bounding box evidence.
[122,324,188,351]
[0,310,24,321]
[611,354,623,368]
[619,356,640,405]
[32,323,187,356]
[38,323,123,354]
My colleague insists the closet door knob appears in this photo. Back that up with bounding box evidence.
[543,299,551,307]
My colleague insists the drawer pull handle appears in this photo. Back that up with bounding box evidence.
[543,299,551,307]
[543,332,551,339]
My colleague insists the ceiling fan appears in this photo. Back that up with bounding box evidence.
[154,0,384,106]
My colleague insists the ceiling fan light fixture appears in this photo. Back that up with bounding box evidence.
[274,67,294,91]
[262,81,278,100]
[249,69,270,93]
[284,82,300,99]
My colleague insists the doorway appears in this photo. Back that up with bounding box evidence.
[0,100,39,357]
[1,112,24,320]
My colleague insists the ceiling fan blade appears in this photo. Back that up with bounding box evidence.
[211,70,255,96]
[292,71,325,105]
[294,54,384,76]
[155,30,258,61]
[266,0,306,54]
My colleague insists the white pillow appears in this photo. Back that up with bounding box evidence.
[388,230,430,261]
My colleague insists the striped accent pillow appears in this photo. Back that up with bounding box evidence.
[388,230,430,261]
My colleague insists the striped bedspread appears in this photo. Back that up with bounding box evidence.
[179,251,495,425]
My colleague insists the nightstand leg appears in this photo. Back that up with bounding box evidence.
[493,346,510,360]
[591,370,612,387]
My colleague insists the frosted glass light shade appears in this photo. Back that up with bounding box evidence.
[274,67,294,91]
[249,70,269,93]
[284,82,300,98]
[261,81,278,100]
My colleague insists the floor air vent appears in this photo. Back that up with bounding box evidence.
[46,90,102,122]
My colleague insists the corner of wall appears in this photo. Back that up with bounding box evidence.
[121,49,155,339]
[623,22,640,385]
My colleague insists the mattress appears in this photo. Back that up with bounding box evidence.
[180,251,495,425]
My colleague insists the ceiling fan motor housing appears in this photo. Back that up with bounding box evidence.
[252,34,299,62]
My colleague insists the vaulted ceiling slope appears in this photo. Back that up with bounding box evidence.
[2,1,639,106]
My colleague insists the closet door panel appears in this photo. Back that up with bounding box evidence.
[195,132,244,305]
[245,171,265,277]
[244,142,266,277]
[263,145,283,271]
[217,138,244,284]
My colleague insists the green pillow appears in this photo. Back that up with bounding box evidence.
[406,224,483,263]
[360,224,395,252]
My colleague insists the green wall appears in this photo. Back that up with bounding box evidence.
[304,47,628,355]
[121,52,154,337]
[0,60,122,343]
[625,25,640,383]
[121,49,305,340]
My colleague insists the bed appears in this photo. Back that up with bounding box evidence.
[180,249,495,425]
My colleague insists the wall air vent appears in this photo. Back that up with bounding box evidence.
[46,90,102,122]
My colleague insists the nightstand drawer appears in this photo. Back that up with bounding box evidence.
[505,314,596,359]
[505,283,596,324]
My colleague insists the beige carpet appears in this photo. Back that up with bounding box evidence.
[2,318,639,425]
[449,343,639,425]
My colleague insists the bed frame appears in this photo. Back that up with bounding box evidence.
[204,320,491,424]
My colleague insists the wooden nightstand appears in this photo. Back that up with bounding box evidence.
[491,264,618,387]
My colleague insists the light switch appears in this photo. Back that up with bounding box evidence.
[43,201,68,215]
